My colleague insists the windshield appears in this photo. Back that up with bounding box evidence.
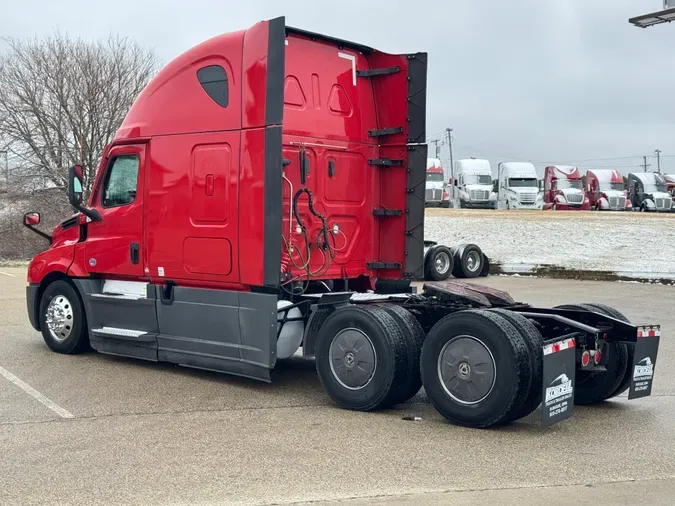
[508,178,537,188]
[598,182,624,192]
[426,172,444,182]
[554,180,582,190]
[644,183,667,193]
[464,174,492,185]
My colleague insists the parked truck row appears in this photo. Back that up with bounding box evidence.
[427,159,675,212]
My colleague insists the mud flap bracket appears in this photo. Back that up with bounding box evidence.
[541,336,576,427]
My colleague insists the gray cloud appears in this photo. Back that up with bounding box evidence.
[3,0,674,173]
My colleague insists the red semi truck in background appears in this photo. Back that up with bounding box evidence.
[543,165,590,210]
[665,174,675,208]
[21,17,661,429]
[585,169,631,211]
[425,158,449,207]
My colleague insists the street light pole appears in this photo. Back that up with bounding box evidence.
[655,149,662,174]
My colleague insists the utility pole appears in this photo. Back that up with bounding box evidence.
[431,139,440,158]
[446,128,454,206]
[642,156,651,173]
[655,149,662,174]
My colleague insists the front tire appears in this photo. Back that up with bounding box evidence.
[39,280,89,354]
[315,305,409,411]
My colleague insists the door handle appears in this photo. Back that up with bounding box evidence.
[130,242,139,265]
[328,160,335,178]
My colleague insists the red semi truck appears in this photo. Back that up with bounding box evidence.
[21,17,661,429]
[543,165,590,210]
[585,169,631,211]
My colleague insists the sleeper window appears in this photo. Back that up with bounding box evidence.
[197,65,229,108]
[102,155,139,208]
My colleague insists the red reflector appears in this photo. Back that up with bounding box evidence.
[594,349,602,365]
[581,351,591,367]
[552,343,560,353]
[637,329,643,338]
[649,330,656,337]
[569,338,576,348]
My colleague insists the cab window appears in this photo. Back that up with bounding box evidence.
[102,155,140,208]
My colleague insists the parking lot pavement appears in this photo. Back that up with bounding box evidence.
[1,266,674,505]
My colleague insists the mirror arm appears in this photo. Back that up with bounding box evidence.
[79,206,102,222]
[22,222,52,243]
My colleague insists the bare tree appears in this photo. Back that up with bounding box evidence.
[0,33,160,196]
[0,33,160,259]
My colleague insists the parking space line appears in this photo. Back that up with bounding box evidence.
[0,271,15,277]
[0,366,73,419]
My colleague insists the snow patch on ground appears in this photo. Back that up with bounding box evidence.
[425,211,675,273]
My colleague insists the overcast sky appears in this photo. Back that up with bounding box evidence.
[3,0,675,175]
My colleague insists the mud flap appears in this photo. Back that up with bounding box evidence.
[628,326,660,399]
[541,337,576,427]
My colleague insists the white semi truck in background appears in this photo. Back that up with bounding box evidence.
[497,162,543,209]
[454,158,496,209]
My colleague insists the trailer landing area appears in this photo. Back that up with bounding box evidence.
[1,268,673,505]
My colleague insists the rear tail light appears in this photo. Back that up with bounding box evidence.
[593,349,602,365]
[581,350,591,367]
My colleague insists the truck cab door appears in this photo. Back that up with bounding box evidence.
[85,144,146,278]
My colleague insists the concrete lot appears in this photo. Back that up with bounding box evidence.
[1,267,674,505]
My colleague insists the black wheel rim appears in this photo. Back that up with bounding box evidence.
[329,328,377,390]
[437,335,496,405]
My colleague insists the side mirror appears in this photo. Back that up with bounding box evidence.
[67,165,101,222]
[24,212,40,226]
[22,212,51,242]
[454,179,458,187]
[68,165,84,208]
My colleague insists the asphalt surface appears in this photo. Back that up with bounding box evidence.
[1,267,674,505]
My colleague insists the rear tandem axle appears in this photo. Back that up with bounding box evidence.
[290,279,660,428]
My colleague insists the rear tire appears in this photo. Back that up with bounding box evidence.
[39,279,89,354]
[378,304,425,404]
[487,309,544,422]
[425,245,454,281]
[555,304,629,405]
[479,254,490,277]
[581,303,633,399]
[315,305,409,411]
[421,310,532,428]
[451,244,483,279]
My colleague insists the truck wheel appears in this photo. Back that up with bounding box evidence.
[479,254,490,277]
[425,245,453,281]
[555,304,628,405]
[378,304,425,404]
[451,244,483,279]
[421,310,532,428]
[315,305,408,411]
[487,309,543,422]
[580,303,633,399]
[38,279,89,354]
